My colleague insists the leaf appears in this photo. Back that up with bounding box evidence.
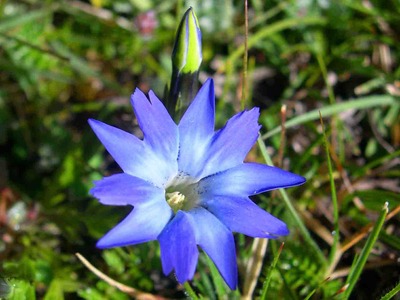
[0,9,52,32]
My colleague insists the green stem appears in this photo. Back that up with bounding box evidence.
[380,281,400,300]
[183,281,199,300]
[257,136,327,268]
[320,114,340,272]
[260,242,284,300]
[316,52,335,105]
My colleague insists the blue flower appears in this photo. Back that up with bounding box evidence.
[89,79,305,289]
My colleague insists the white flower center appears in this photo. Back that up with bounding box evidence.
[165,174,199,213]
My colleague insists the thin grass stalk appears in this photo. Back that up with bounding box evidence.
[261,95,396,140]
[241,0,249,110]
[259,242,284,300]
[316,52,335,105]
[343,202,389,298]
[257,136,327,267]
[380,281,400,300]
[219,17,326,73]
[320,113,340,274]
[183,282,199,300]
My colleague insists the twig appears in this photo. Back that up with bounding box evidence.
[75,253,162,300]
[276,105,287,167]
[241,0,249,110]
[299,209,334,246]
[330,259,397,280]
[242,238,268,299]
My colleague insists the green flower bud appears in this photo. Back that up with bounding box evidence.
[172,7,202,74]
[166,7,202,120]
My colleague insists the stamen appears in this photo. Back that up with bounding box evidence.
[166,191,185,213]
[165,174,200,213]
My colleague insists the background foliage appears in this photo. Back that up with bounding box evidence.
[0,0,399,299]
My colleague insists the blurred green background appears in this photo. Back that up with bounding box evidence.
[0,0,399,299]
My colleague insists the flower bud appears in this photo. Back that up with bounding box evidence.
[166,7,202,120]
[172,7,202,74]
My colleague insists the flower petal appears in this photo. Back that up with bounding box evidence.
[88,119,173,187]
[90,173,163,206]
[203,196,289,238]
[199,162,305,197]
[97,199,172,248]
[158,211,199,284]
[178,79,215,178]
[200,108,261,177]
[190,208,237,290]
[131,89,179,165]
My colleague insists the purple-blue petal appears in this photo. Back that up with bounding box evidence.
[88,119,174,187]
[96,199,172,248]
[158,211,199,284]
[131,89,179,165]
[90,173,163,206]
[178,79,215,178]
[199,162,305,197]
[200,108,261,178]
[203,196,289,238]
[189,208,237,290]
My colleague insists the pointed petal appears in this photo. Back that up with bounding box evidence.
[88,119,173,187]
[90,173,163,206]
[178,79,215,178]
[190,208,237,289]
[158,211,199,283]
[131,89,179,164]
[199,163,305,197]
[203,196,289,238]
[200,108,261,177]
[97,199,172,248]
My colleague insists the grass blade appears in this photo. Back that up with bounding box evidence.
[343,202,389,298]
[205,255,229,299]
[0,8,53,32]
[320,113,340,271]
[380,281,400,300]
[183,282,199,300]
[260,242,284,300]
[261,95,396,140]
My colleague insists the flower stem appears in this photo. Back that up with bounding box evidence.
[257,136,327,268]
[183,282,199,300]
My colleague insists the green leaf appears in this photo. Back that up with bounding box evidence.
[44,279,64,300]
[7,278,36,300]
[103,250,125,274]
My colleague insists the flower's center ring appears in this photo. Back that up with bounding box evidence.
[165,176,200,213]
